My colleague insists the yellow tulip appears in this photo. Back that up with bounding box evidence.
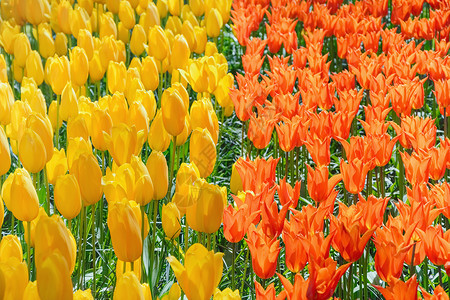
[157,0,168,18]
[135,89,157,121]
[193,26,207,54]
[108,200,142,262]
[70,46,89,87]
[46,148,68,185]
[214,73,234,109]
[148,25,171,62]
[168,0,181,16]
[34,214,77,273]
[57,0,72,34]
[167,243,223,300]
[190,97,219,143]
[23,281,40,300]
[189,128,216,178]
[116,257,141,281]
[71,152,103,206]
[139,4,160,31]
[130,24,147,56]
[69,6,91,39]
[25,113,54,163]
[119,0,136,29]
[66,137,92,170]
[90,108,113,152]
[78,0,93,15]
[108,92,128,126]
[117,22,130,44]
[37,23,55,59]
[128,101,150,138]
[67,114,90,141]
[0,21,20,54]
[36,251,73,300]
[8,168,39,222]
[0,258,28,300]
[188,60,209,93]
[213,288,241,300]
[229,163,243,195]
[206,8,223,38]
[146,151,168,200]
[23,207,48,248]
[141,56,159,91]
[205,41,218,56]
[181,20,197,51]
[148,109,171,152]
[14,33,31,68]
[54,32,68,56]
[107,0,120,14]
[0,82,14,125]
[162,202,181,239]
[189,0,204,16]
[0,235,23,263]
[89,50,106,82]
[113,271,144,300]
[73,289,94,300]
[0,127,11,176]
[49,55,70,95]
[107,61,127,94]
[77,29,94,61]
[166,16,183,36]
[18,128,47,173]
[104,124,145,166]
[25,51,44,85]
[0,55,7,83]
[21,78,46,116]
[171,34,190,71]
[175,162,200,193]
[161,87,187,136]
[100,13,118,40]
[60,82,79,122]
[54,174,82,220]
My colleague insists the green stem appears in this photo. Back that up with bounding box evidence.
[140,205,146,283]
[82,206,88,289]
[44,166,50,215]
[409,242,416,278]
[150,200,158,272]
[367,170,372,196]
[91,204,96,296]
[77,206,85,289]
[26,221,31,279]
[55,94,60,149]
[207,233,211,250]
[240,248,249,296]
[347,264,353,300]
[232,243,236,290]
[424,258,429,292]
[184,220,189,258]
[364,246,368,300]
[168,136,177,200]
[285,151,289,179]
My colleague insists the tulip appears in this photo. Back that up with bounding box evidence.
[119,0,136,29]
[0,235,23,263]
[157,0,168,18]
[113,271,144,300]
[134,174,154,206]
[190,97,219,143]
[161,88,187,136]
[54,174,82,220]
[167,243,223,300]
[36,251,73,300]
[171,34,190,70]
[146,151,168,200]
[189,128,216,178]
[162,202,181,239]
[148,25,170,61]
[69,7,91,40]
[89,50,106,82]
[130,24,147,56]
[13,59,24,83]
[141,56,159,91]
[57,0,72,34]
[48,55,71,95]
[90,108,113,152]
[190,0,204,16]
[77,29,94,61]
[14,33,31,68]
[108,200,143,262]
[60,82,79,122]
[23,207,48,248]
[0,127,11,176]
[213,288,241,300]
[71,153,103,206]
[8,168,39,222]
[107,61,127,94]
[23,281,40,300]
[166,16,182,35]
[206,8,223,38]
[0,82,14,125]
[21,78,47,116]
[117,22,130,44]
[99,13,118,40]
[0,22,20,54]
[54,32,68,56]
[148,109,172,152]
[19,128,47,174]
[67,114,89,141]
[104,124,145,166]
[186,179,226,234]
[46,148,68,185]
[25,51,44,85]
[73,289,94,300]
[70,47,89,87]
[100,36,119,70]
[0,258,29,299]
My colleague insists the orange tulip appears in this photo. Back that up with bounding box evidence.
[340,158,372,195]
[306,164,342,203]
[374,276,419,300]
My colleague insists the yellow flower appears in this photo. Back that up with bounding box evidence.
[141,56,159,91]
[167,243,223,300]
[107,61,127,94]
[162,202,181,239]
[0,82,14,125]
[54,174,82,220]
[46,148,68,185]
[0,235,23,263]
[73,289,94,300]
[104,124,145,166]
[146,151,168,200]
[113,271,144,300]
[148,109,171,152]
[189,128,216,178]
[37,23,55,59]
[171,34,190,70]
[70,46,89,87]
[14,33,31,68]
[23,281,40,300]
[213,288,241,300]
[71,152,103,206]
[161,87,187,136]
[25,50,44,85]
[8,168,39,222]
[148,25,170,61]
[0,258,28,299]
[36,251,73,300]
[119,0,136,29]
[0,127,11,176]
[48,55,71,95]
[130,24,147,56]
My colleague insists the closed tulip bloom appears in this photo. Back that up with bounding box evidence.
[162,202,181,239]
[90,108,113,151]
[190,0,204,16]
[60,82,79,122]
[23,281,40,300]
[89,50,106,82]
[190,128,216,178]
[146,151,168,200]
[119,0,136,29]
[107,61,127,94]
[117,22,130,44]
[107,0,120,14]
[130,24,147,56]
[134,174,154,206]
[148,25,170,61]
[70,47,89,87]
[186,179,226,233]
[104,124,145,166]
[46,148,68,185]
[181,21,197,51]
[100,13,118,40]
[25,51,44,85]
[167,243,223,300]
[0,22,20,54]
[49,55,70,95]
[67,114,90,141]
[206,8,223,38]
[148,110,172,152]
[0,127,11,176]
[73,289,94,300]
[139,10,160,33]
[168,0,181,15]
[21,78,47,116]
[77,29,94,60]
[9,168,39,222]
[108,200,142,262]
[0,82,14,125]
[134,89,156,121]
[69,7,91,40]
[22,207,47,248]
[37,23,55,59]
[141,56,159,91]
[0,235,23,263]
[171,34,190,70]
[213,288,241,300]
[113,271,144,300]
[14,33,31,68]
[25,113,54,163]
[193,26,207,54]
[19,128,47,173]
[161,88,187,136]
[0,258,28,299]
[71,153,102,206]
[54,174,82,220]
[229,164,243,195]
[157,0,168,18]
[190,97,219,143]
[36,251,73,300]
[54,32,68,56]
[34,214,77,273]
[57,0,72,34]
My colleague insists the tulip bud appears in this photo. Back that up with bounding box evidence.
[0,258,28,299]
[107,0,120,14]
[146,151,168,200]
[162,202,181,239]
[55,174,82,220]
[134,174,154,206]
[171,34,190,71]
[119,0,136,29]
[49,55,70,95]
[193,26,207,54]
[108,92,128,126]
[104,124,145,166]
[130,24,146,56]
[74,289,94,300]
[23,281,40,300]
[14,33,31,68]
[189,0,204,16]
[107,61,127,94]
[161,87,187,136]
[0,127,11,176]
[36,251,73,300]
[166,16,183,36]
[89,50,105,82]
[60,82,79,121]
[190,97,219,143]
[46,148,68,185]
[148,25,170,61]
[54,32,68,56]
[70,46,89,87]
[0,235,23,263]
[0,82,14,125]
[113,271,144,300]
[148,109,171,152]
[25,51,44,85]
[57,0,72,34]
[157,0,168,18]
[36,24,54,59]
[19,128,47,173]
[0,22,20,54]
[70,6,91,39]
[71,152,103,206]
[90,108,113,152]
[206,8,223,38]
[67,114,89,141]
[9,168,39,222]
[0,55,6,83]
[100,13,118,40]
[77,29,94,60]
[108,200,142,262]
[189,128,216,178]
[229,163,243,195]
[141,56,159,91]
[128,101,149,137]
[139,6,160,32]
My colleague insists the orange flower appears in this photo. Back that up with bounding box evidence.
[390,115,437,150]
[434,79,450,111]
[340,158,371,194]
[276,177,300,208]
[246,224,281,279]
[367,133,400,167]
[356,195,389,231]
[374,276,419,300]
[420,285,449,300]
[428,143,450,181]
[282,227,308,274]
[255,281,286,300]
[242,54,265,77]
[261,197,289,239]
[306,164,342,203]
[247,107,279,150]
[275,118,299,152]
[430,183,450,219]
[234,157,279,193]
[223,203,258,243]
[423,225,450,267]
[305,136,331,166]
[400,150,431,186]
[277,273,308,299]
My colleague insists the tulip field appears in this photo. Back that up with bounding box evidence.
[2,0,450,299]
